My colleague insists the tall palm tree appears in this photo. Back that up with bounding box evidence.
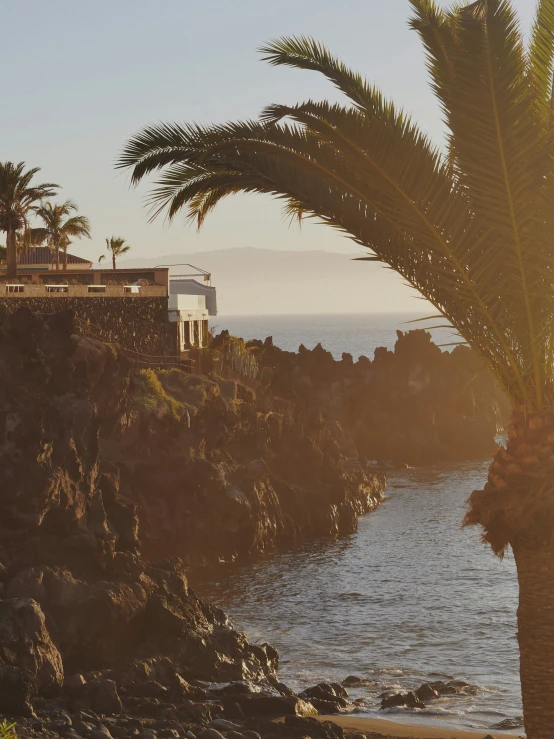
[99,236,131,270]
[0,162,58,279]
[119,2,554,735]
[35,199,91,271]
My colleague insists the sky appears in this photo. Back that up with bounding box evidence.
[1,0,539,269]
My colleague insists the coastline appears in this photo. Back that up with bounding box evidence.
[316,714,523,738]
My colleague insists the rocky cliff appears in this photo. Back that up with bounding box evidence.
[234,328,509,465]
[0,308,280,727]
[104,367,384,566]
[0,307,384,734]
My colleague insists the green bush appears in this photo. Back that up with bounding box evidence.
[132,368,184,420]
[0,720,17,739]
[158,369,218,410]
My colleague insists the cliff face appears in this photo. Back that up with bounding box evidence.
[103,364,384,566]
[0,308,278,718]
[240,329,509,465]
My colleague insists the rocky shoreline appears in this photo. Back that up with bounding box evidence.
[229,328,509,466]
[0,307,507,738]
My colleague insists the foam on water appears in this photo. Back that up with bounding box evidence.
[190,464,523,733]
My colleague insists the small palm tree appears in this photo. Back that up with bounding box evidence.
[0,162,58,279]
[119,2,554,736]
[35,199,91,271]
[99,237,131,270]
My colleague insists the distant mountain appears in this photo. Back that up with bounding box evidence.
[117,247,423,316]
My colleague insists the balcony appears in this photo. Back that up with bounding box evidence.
[1,284,167,298]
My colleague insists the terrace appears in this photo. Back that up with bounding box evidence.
[2,283,167,297]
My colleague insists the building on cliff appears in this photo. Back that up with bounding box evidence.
[0,254,217,369]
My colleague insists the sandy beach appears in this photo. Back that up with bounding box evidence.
[316,714,523,738]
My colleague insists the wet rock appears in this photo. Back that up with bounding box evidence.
[490,717,523,730]
[198,730,225,739]
[342,676,363,686]
[299,683,349,713]
[415,683,440,702]
[380,691,425,710]
[84,679,122,715]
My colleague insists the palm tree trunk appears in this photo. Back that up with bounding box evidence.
[513,540,554,739]
[63,245,68,271]
[6,229,17,280]
[55,243,60,271]
[465,409,554,739]
[112,254,116,270]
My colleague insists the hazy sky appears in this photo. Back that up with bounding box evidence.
[2,0,538,264]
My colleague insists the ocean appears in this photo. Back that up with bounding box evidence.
[196,313,521,734]
[210,313,457,361]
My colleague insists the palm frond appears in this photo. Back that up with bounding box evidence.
[118,4,554,410]
[528,0,554,122]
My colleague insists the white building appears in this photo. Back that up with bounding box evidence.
[167,265,217,352]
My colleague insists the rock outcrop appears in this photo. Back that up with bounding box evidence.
[235,329,509,465]
[106,369,384,565]
[0,308,279,725]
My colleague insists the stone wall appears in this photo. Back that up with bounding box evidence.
[0,297,178,357]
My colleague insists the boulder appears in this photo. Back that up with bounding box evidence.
[64,673,87,695]
[342,676,363,686]
[380,691,425,710]
[0,598,63,710]
[300,682,349,712]
[415,683,440,702]
[84,679,122,715]
[235,695,318,717]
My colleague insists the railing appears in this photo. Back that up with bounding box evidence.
[1,284,167,297]
[162,263,212,285]
[73,318,196,374]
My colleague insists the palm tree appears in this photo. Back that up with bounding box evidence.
[35,200,91,271]
[0,162,58,279]
[99,237,131,270]
[119,3,554,734]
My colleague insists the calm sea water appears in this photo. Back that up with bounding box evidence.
[197,314,521,734]
[210,313,456,361]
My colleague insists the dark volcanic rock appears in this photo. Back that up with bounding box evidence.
[0,597,63,713]
[234,694,318,717]
[242,328,509,466]
[83,679,122,715]
[415,683,440,701]
[0,308,278,720]
[299,683,350,714]
[381,691,426,710]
